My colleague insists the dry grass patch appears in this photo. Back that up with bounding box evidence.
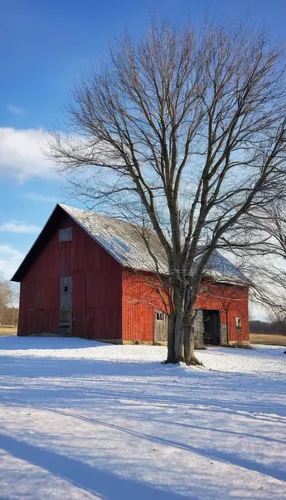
[250,333,286,346]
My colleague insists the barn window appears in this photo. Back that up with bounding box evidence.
[64,285,68,293]
[59,227,72,242]
[235,317,242,332]
[156,312,164,320]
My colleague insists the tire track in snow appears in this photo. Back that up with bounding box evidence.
[1,402,286,483]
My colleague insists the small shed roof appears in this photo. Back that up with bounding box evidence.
[11,203,247,284]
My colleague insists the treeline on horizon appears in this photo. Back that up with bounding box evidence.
[0,307,18,326]
[249,320,286,335]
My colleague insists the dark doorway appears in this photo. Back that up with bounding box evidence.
[203,310,220,345]
[154,311,168,343]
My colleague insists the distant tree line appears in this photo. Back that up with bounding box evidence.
[0,274,18,326]
[249,320,286,335]
[1,307,19,326]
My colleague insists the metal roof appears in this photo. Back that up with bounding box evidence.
[60,204,168,273]
[60,205,246,283]
[11,203,247,284]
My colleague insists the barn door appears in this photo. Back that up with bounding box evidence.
[203,310,220,345]
[154,311,168,343]
[58,276,73,335]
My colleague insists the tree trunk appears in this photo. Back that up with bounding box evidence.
[166,312,201,365]
[183,320,202,366]
[166,310,184,363]
[174,310,184,362]
[166,290,202,365]
[166,312,176,363]
[183,324,191,363]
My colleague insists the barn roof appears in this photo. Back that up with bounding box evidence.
[11,203,247,284]
[60,204,168,273]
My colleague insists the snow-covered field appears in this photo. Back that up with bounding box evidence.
[0,337,285,499]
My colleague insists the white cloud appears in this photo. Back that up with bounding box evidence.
[0,221,41,234]
[0,245,24,259]
[7,104,26,115]
[0,245,24,280]
[25,192,57,203]
[0,127,58,181]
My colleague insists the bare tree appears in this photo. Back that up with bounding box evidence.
[49,20,286,364]
[234,200,286,319]
[0,275,13,325]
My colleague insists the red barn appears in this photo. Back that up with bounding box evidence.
[12,204,249,347]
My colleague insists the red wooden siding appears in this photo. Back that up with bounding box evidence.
[18,213,122,340]
[122,271,249,343]
[122,271,160,342]
[196,283,249,342]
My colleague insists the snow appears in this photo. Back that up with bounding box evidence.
[0,337,285,499]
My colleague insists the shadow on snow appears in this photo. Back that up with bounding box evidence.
[0,434,184,499]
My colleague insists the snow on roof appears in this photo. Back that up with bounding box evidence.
[204,250,247,283]
[60,204,168,273]
[60,204,247,284]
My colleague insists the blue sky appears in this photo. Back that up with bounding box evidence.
[0,0,286,281]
